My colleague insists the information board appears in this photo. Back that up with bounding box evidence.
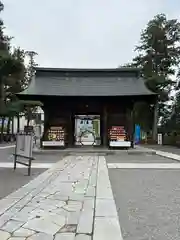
[158,133,163,145]
[109,126,131,147]
[16,133,33,158]
[43,126,65,147]
[109,126,127,141]
[24,126,34,133]
[75,115,101,145]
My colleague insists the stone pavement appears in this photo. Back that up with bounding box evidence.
[0,155,122,240]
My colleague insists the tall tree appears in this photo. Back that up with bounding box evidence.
[131,14,180,139]
[0,1,26,140]
[6,47,26,133]
[24,51,38,126]
[25,51,38,82]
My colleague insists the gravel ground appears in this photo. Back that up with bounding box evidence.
[109,169,180,240]
[106,153,175,163]
[0,167,47,200]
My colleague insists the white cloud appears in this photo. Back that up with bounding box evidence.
[2,0,180,68]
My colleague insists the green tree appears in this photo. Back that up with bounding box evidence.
[24,51,38,126]
[5,47,26,133]
[0,1,26,140]
[25,51,38,82]
[130,14,180,140]
[164,91,180,133]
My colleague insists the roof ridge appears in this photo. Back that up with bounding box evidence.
[35,67,140,72]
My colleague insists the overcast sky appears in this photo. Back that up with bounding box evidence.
[2,0,180,68]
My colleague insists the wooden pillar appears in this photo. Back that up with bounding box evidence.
[68,113,74,147]
[152,101,158,142]
[130,108,135,148]
[131,100,136,148]
[127,103,135,148]
[103,105,108,147]
[41,106,48,147]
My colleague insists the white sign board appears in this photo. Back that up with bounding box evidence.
[110,141,131,147]
[42,141,64,146]
[16,134,33,158]
[157,133,163,145]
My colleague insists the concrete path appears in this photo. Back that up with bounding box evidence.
[0,155,122,240]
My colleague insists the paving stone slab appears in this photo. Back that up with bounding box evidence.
[77,209,94,234]
[68,193,84,201]
[27,232,54,240]
[13,227,36,237]
[23,216,65,235]
[65,211,81,225]
[1,219,24,233]
[93,217,123,240]
[95,199,117,217]
[75,234,91,239]
[0,214,12,228]
[0,230,11,240]
[86,186,96,197]
[54,232,75,240]
[8,238,26,240]
[60,224,77,233]
[63,201,83,212]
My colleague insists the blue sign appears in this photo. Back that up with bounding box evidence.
[135,125,141,144]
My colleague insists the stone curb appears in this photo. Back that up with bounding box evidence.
[155,150,180,162]
[138,146,180,162]
[94,156,123,240]
[33,148,156,156]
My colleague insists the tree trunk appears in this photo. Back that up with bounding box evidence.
[0,117,5,142]
[0,77,4,114]
[7,117,11,134]
[11,117,14,135]
[17,114,20,133]
[27,108,31,126]
[27,116,30,126]
[152,102,158,142]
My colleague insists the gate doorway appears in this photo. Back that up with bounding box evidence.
[74,115,101,146]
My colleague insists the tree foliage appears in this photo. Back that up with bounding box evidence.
[128,14,180,132]
[0,1,42,140]
[133,14,180,95]
[0,1,25,116]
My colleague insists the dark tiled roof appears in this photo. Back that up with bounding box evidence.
[19,68,155,97]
